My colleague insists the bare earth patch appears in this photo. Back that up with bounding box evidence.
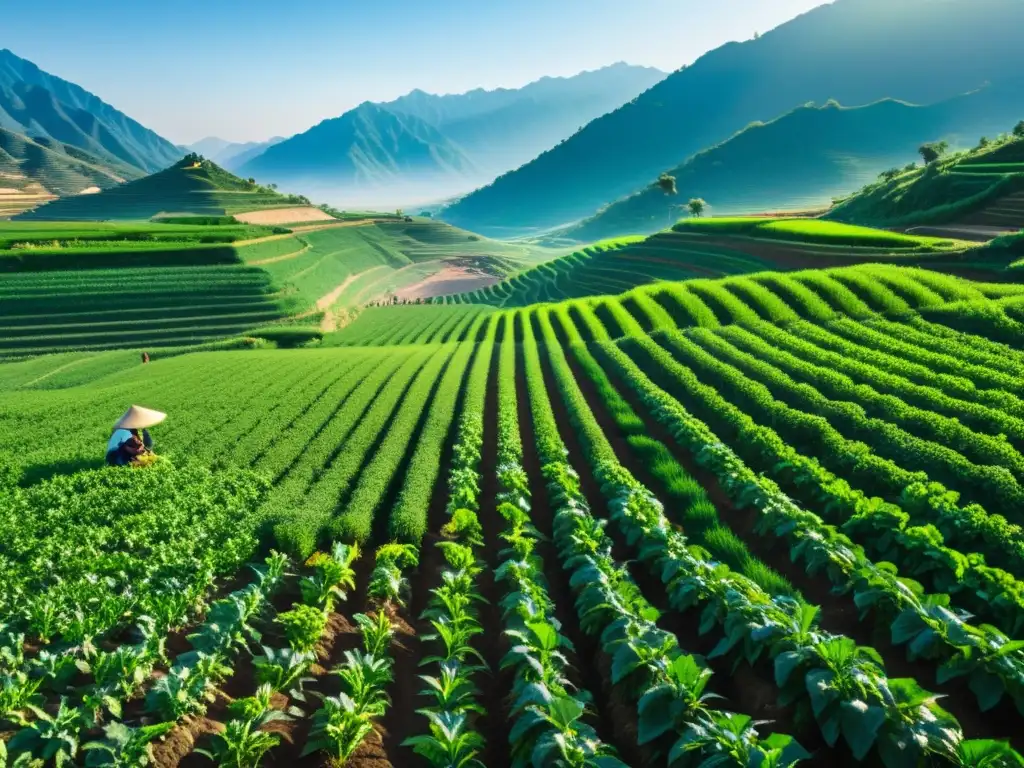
[394,265,503,301]
[233,206,337,225]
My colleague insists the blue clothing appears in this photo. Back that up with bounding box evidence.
[106,429,133,455]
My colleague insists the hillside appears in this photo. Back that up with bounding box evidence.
[440,0,1024,235]
[0,48,180,173]
[0,127,143,217]
[567,90,1024,242]
[382,63,666,177]
[828,130,1024,234]
[432,218,985,307]
[0,216,562,355]
[16,155,312,221]
[238,103,475,205]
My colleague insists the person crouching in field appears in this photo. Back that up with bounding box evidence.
[105,405,166,467]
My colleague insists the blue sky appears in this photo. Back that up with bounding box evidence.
[3,0,826,144]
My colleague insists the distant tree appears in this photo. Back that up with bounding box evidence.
[419,211,433,218]
[918,141,949,165]
[978,136,991,149]
[655,173,677,196]
[688,198,707,218]
[655,173,678,224]
[753,31,760,40]
[1014,120,1024,138]
[268,183,278,191]
[396,209,404,218]
[903,162,918,172]
[825,98,842,108]
[880,168,901,181]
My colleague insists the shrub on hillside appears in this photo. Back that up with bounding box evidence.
[246,325,324,348]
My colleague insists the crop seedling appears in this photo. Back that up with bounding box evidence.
[81,721,176,768]
[301,542,359,611]
[197,684,296,768]
[354,611,395,658]
[276,604,328,654]
[403,710,486,768]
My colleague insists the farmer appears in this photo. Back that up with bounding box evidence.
[106,405,166,467]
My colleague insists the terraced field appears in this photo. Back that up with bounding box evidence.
[4,262,1024,766]
[435,220,988,307]
[0,219,560,357]
[829,132,1024,234]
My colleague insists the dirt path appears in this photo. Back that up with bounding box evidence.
[347,266,397,306]
[393,265,503,300]
[310,268,387,332]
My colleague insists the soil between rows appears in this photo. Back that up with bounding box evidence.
[513,339,642,765]
[597,335,1022,751]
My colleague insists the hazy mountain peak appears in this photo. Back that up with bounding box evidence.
[0,48,180,173]
[441,0,1024,234]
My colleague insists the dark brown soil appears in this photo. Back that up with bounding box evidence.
[476,345,513,768]
[374,603,421,766]
[263,558,366,768]
[513,340,646,766]
[531,332,826,753]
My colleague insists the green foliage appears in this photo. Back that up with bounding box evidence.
[276,605,328,653]
[656,173,678,195]
[673,216,963,250]
[919,140,950,165]
[246,325,324,348]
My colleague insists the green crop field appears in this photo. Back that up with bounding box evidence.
[4,259,1024,767]
[828,129,1024,231]
[0,217,563,358]
[673,217,966,249]
[433,220,988,308]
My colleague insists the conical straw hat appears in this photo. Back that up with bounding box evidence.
[114,405,167,430]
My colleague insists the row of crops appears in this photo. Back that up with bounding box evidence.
[341,263,1024,346]
[431,218,987,310]
[434,235,776,307]
[0,219,559,359]
[5,258,1024,765]
[0,225,420,358]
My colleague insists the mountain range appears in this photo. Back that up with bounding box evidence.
[567,86,1024,242]
[0,48,180,174]
[235,63,665,206]
[440,0,1024,235]
[186,136,286,171]
[237,102,476,206]
[0,125,140,194]
[382,63,665,177]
